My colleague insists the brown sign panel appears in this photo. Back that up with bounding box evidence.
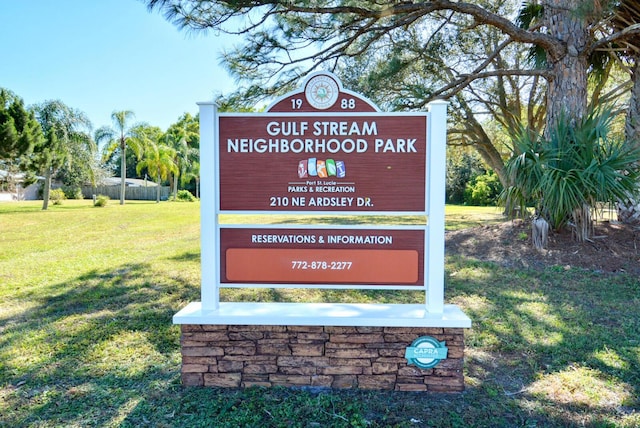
[220,228,425,286]
[218,114,427,212]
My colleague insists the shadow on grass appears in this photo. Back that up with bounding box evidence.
[445,256,640,426]
[1,256,638,427]
[200,260,639,427]
[170,250,201,262]
[0,262,198,427]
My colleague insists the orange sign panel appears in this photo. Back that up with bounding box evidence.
[226,248,419,284]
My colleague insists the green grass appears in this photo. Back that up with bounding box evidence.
[1,201,638,427]
[218,205,504,231]
[444,205,505,230]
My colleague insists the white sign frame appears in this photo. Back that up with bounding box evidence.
[198,100,447,313]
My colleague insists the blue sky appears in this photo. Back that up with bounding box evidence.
[0,0,239,132]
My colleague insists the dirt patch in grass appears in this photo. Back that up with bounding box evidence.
[445,219,640,276]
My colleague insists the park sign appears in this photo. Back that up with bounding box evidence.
[173,73,471,392]
[218,72,428,213]
[195,72,449,312]
[219,114,426,211]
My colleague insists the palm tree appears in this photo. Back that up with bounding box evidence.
[163,132,198,200]
[31,100,94,210]
[501,105,640,243]
[95,110,143,205]
[164,113,199,199]
[515,1,640,226]
[136,141,177,203]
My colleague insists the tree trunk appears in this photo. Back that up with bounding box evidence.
[156,174,161,203]
[475,138,508,188]
[542,1,593,240]
[173,173,178,200]
[617,58,640,224]
[571,203,593,243]
[626,59,640,147]
[42,168,51,210]
[459,99,510,188]
[543,0,590,130]
[532,216,549,249]
[616,194,640,224]
[120,141,126,205]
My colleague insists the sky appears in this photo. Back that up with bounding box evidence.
[0,0,240,132]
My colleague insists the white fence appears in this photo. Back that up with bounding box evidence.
[81,185,170,201]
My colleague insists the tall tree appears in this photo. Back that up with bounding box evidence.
[146,0,640,180]
[0,89,43,190]
[517,0,640,224]
[0,88,42,160]
[334,4,547,188]
[95,111,143,205]
[31,100,94,210]
[608,0,640,224]
[136,139,177,203]
[163,112,199,199]
[146,0,640,129]
[148,0,640,233]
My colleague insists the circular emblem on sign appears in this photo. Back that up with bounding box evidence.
[305,74,339,110]
[405,336,448,369]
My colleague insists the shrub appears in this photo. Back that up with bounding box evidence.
[446,151,485,204]
[176,189,197,202]
[94,194,109,207]
[464,171,502,206]
[62,185,83,200]
[501,105,640,241]
[49,189,66,205]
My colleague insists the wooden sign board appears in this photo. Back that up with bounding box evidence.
[218,115,427,212]
[196,72,449,313]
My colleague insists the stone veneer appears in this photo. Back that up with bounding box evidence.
[180,324,465,392]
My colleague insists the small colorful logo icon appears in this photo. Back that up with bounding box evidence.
[298,159,345,178]
[326,159,337,176]
[405,336,448,369]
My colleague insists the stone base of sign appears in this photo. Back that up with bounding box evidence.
[179,324,465,391]
[175,302,471,392]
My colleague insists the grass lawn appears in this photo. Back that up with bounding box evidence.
[443,205,505,230]
[0,200,638,427]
